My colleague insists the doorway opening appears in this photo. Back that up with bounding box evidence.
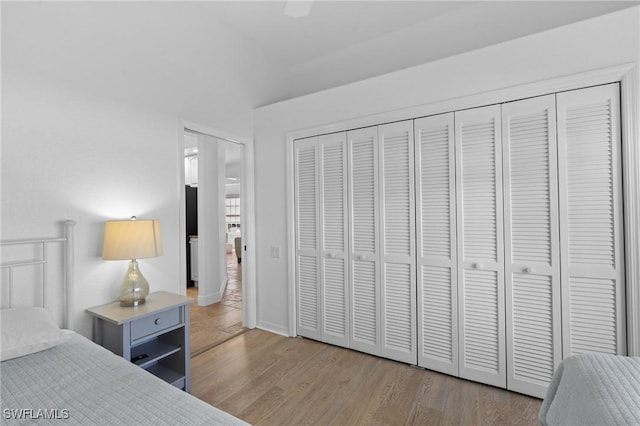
[180,125,254,356]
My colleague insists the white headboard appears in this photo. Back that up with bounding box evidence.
[0,220,76,329]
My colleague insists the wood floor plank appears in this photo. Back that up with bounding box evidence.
[188,253,245,356]
[191,331,283,405]
[191,329,543,425]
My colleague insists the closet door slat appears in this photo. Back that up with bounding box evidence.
[348,126,381,355]
[320,133,349,347]
[294,137,321,339]
[557,83,626,357]
[502,94,561,398]
[456,105,506,388]
[379,121,417,363]
[415,113,458,375]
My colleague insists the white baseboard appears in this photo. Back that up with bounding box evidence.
[257,320,291,337]
[198,292,220,306]
[197,276,227,306]
[218,275,228,300]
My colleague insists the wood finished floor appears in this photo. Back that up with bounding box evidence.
[188,252,245,357]
[191,329,542,426]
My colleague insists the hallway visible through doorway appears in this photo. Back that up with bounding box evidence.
[188,252,245,357]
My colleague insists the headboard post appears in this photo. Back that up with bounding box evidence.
[63,220,76,330]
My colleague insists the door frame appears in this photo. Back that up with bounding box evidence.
[178,120,257,329]
[285,62,640,355]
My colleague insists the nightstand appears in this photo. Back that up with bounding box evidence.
[87,291,195,392]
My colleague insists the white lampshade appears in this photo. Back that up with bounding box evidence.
[102,217,163,307]
[102,218,163,261]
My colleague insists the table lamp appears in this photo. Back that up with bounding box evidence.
[102,217,163,306]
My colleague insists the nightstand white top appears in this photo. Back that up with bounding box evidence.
[86,291,195,325]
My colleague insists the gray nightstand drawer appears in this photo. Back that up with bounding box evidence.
[131,307,181,341]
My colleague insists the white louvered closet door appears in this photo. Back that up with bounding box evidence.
[319,132,349,348]
[378,121,417,364]
[294,137,321,340]
[557,84,626,357]
[348,126,381,356]
[415,113,458,375]
[455,105,506,388]
[502,95,561,398]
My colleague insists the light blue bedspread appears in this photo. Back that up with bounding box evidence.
[539,353,640,425]
[1,331,248,425]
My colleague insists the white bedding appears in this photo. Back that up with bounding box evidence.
[1,330,247,425]
[539,353,640,426]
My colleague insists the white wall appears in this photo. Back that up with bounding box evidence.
[1,74,182,337]
[1,2,288,337]
[252,7,640,334]
[2,2,289,138]
[196,136,228,305]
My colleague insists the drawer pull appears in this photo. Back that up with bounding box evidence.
[154,318,162,325]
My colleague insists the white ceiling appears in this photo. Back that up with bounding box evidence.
[200,1,638,100]
[6,1,636,133]
[202,1,474,67]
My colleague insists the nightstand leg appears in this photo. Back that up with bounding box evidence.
[93,317,102,345]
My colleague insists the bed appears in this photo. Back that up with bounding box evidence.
[1,221,247,425]
[539,352,640,425]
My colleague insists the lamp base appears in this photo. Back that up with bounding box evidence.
[120,298,146,307]
[118,259,150,308]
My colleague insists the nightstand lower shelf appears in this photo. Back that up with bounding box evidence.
[131,339,181,368]
[147,363,186,389]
